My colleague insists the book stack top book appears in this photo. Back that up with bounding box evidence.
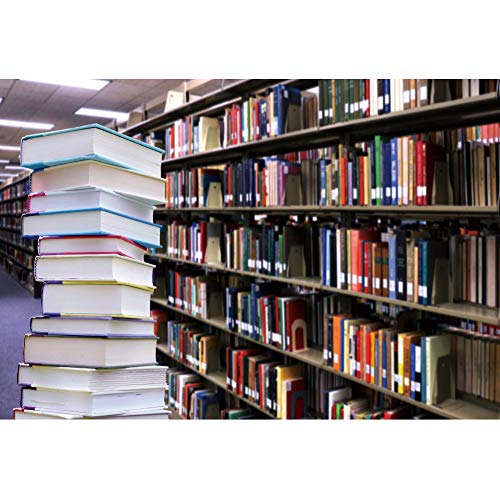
[14,124,171,420]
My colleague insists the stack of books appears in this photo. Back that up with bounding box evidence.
[13,124,171,420]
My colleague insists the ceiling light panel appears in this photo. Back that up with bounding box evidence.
[21,79,110,91]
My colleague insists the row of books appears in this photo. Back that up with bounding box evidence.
[226,283,308,352]
[0,215,21,230]
[163,84,315,159]
[166,269,224,320]
[0,255,34,287]
[164,130,500,210]
[0,178,29,201]
[322,386,431,419]
[162,218,500,309]
[0,199,26,215]
[318,79,498,127]
[321,225,500,308]
[166,321,220,374]
[323,315,500,404]
[0,230,36,251]
[167,368,255,419]
[0,245,33,268]
[225,346,306,419]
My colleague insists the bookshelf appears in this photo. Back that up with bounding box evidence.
[0,175,40,297]
[127,79,500,420]
[122,79,317,137]
[151,294,498,420]
[160,92,500,170]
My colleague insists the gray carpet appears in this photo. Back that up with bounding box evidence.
[0,266,41,419]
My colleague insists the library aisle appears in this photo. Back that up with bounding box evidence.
[0,265,41,419]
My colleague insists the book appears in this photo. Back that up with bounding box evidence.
[23,334,157,368]
[29,158,166,206]
[27,188,154,223]
[21,123,164,178]
[38,235,148,261]
[23,208,162,248]
[34,254,155,288]
[21,386,166,417]
[41,281,154,318]
[30,315,155,337]
[13,407,171,420]
[18,364,168,391]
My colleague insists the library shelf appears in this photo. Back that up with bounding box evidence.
[155,204,500,219]
[0,225,21,233]
[0,194,28,205]
[151,297,499,420]
[149,254,500,327]
[122,79,317,137]
[0,238,34,254]
[167,407,184,420]
[0,248,32,272]
[156,341,275,419]
[159,92,500,170]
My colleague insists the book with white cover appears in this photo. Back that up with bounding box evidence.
[38,235,147,261]
[30,315,155,337]
[18,364,168,391]
[41,281,154,318]
[21,386,167,417]
[13,407,171,420]
[35,254,154,288]
[23,334,157,368]
[30,158,166,205]
[23,209,162,248]
[28,188,154,223]
[21,124,164,178]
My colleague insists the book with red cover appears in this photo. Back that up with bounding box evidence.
[284,378,306,419]
[285,298,308,352]
[351,228,380,292]
[198,221,207,263]
[182,382,204,419]
[340,156,348,206]
[362,241,373,294]
[236,349,260,396]
[383,406,410,419]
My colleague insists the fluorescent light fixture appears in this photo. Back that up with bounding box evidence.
[21,78,110,91]
[0,145,20,151]
[0,119,54,130]
[0,159,9,164]
[75,107,129,122]
[5,166,29,170]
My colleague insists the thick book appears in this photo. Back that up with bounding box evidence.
[38,235,147,261]
[34,254,154,287]
[13,407,171,420]
[23,208,162,248]
[28,188,154,223]
[21,123,164,178]
[30,316,155,337]
[30,158,166,205]
[41,281,154,318]
[18,364,167,391]
[21,386,166,417]
[23,334,157,368]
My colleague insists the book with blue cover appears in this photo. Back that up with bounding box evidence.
[21,123,164,178]
[23,208,162,248]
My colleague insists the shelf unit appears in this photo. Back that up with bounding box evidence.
[151,297,498,420]
[149,254,500,327]
[125,79,500,420]
[156,342,275,419]
[0,175,40,297]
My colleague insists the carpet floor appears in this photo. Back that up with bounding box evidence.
[0,266,41,419]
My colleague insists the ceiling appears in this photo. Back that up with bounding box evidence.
[0,79,240,184]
